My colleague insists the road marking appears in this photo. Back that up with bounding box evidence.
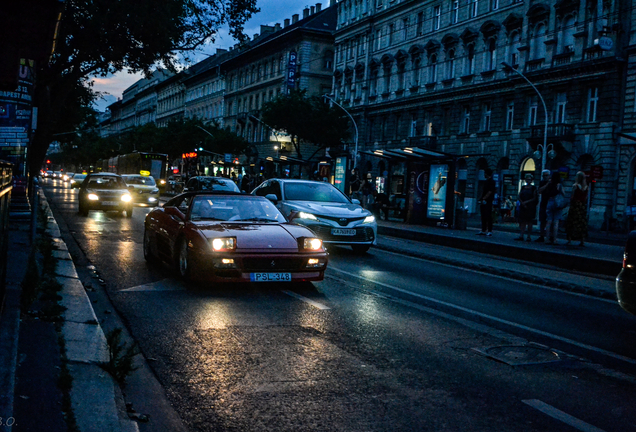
[329,266,636,366]
[522,399,606,432]
[119,279,185,292]
[282,290,330,310]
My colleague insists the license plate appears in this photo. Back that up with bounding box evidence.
[102,201,119,206]
[250,272,292,282]
[331,228,356,236]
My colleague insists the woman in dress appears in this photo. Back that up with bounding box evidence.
[515,173,538,241]
[566,171,588,246]
[544,173,566,244]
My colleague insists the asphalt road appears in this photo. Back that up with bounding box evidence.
[44,178,636,432]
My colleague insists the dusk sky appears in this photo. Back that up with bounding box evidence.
[91,0,332,112]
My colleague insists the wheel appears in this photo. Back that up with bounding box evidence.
[351,245,370,254]
[143,229,155,263]
[176,239,192,281]
[78,200,88,216]
[125,206,133,218]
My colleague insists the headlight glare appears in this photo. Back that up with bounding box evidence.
[303,238,323,251]
[297,212,317,220]
[211,237,236,251]
[88,193,99,201]
[121,194,132,202]
[364,215,376,224]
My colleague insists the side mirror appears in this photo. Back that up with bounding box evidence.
[164,206,185,221]
[351,198,361,205]
[265,193,278,204]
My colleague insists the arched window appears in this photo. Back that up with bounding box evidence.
[561,16,575,53]
[465,45,475,75]
[509,31,521,66]
[447,50,456,79]
[411,57,421,87]
[429,54,438,83]
[486,39,497,71]
[383,63,392,93]
[531,23,547,59]
[397,61,406,90]
[370,68,379,96]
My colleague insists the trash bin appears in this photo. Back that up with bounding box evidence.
[455,207,468,230]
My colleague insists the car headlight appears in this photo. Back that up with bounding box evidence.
[297,212,318,220]
[159,179,166,185]
[210,237,236,252]
[306,257,327,269]
[121,194,132,202]
[151,188,160,194]
[88,193,99,201]
[363,215,376,224]
[302,237,323,251]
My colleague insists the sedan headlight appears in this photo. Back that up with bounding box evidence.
[159,179,166,185]
[363,215,376,224]
[151,188,160,194]
[297,212,318,220]
[121,194,132,202]
[88,193,99,201]
[210,237,236,252]
[302,238,323,251]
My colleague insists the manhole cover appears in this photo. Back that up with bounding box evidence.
[473,345,562,366]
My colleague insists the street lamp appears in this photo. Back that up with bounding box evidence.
[501,62,550,173]
[323,94,359,169]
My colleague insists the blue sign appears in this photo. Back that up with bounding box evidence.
[286,51,297,92]
[334,157,347,193]
[427,164,448,219]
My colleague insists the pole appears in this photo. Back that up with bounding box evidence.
[323,94,358,169]
[501,62,548,173]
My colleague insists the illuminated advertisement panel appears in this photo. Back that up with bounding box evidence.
[427,164,448,219]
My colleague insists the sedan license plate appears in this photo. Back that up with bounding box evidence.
[250,272,292,282]
[102,201,119,206]
[331,228,356,236]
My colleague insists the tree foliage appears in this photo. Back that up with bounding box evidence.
[260,90,351,160]
[30,0,259,177]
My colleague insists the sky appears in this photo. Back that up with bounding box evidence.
[91,0,332,112]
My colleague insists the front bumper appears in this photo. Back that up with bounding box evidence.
[300,222,376,246]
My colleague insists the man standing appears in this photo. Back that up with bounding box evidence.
[535,169,551,242]
[477,168,496,236]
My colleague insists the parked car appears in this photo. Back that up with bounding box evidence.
[143,191,328,282]
[252,179,377,253]
[616,230,636,315]
[77,172,134,217]
[121,174,160,206]
[183,176,240,193]
[69,173,87,188]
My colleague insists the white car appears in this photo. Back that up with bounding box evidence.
[252,179,377,253]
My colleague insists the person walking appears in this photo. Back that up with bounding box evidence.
[477,168,496,236]
[514,173,538,241]
[566,171,589,246]
[349,168,363,203]
[535,169,551,242]
[544,173,566,244]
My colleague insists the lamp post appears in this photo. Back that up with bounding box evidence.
[501,62,550,173]
[323,94,358,169]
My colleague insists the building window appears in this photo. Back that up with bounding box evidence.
[465,44,475,75]
[429,55,438,83]
[491,0,498,11]
[410,117,418,137]
[486,39,496,71]
[469,0,478,18]
[482,102,492,131]
[555,93,567,123]
[451,0,459,24]
[561,16,575,54]
[375,30,382,51]
[397,62,406,90]
[412,57,421,86]
[370,69,379,96]
[528,99,538,126]
[433,6,441,31]
[461,106,470,133]
[416,11,424,36]
[383,64,392,93]
[447,50,455,79]
[506,102,514,130]
[587,87,598,122]
[531,23,547,60]
[388,24,394,46]
[509,32,520,66]
[402,18,409,41]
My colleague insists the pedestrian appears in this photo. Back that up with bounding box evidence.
[514,173,538,241]
[349,168,363,203]
[477,168,496,236]
[566,171,589,247]
[362,174,374,208]
[535,169,551,242]
[544,172,566,244]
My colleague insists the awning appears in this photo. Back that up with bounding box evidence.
[360,146,450,160]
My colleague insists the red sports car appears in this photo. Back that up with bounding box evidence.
[143,191,328,283]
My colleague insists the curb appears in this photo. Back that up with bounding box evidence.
[40,191,139,432]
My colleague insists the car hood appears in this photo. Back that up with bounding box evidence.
[195,222,311,251]
[284,201,371,218]
[128,184,157,191]
[85,187,130,194]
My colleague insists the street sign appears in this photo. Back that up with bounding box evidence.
[224,153,232,163]
[591,165,603,180]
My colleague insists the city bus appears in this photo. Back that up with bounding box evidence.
[95,152,169,192]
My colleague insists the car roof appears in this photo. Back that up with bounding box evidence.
[270,179,333,185]
[173,190,250,199]
[89,172,121,177]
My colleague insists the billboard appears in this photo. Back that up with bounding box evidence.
[427,164,448,219]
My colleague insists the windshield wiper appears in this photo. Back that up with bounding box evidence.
[238,217,277,222]
[192,216,225,221]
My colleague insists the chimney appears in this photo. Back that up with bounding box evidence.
[261,25,275,36]
[216,48,227,54]
[316,3,322,12]
[311,6,315,14]
[284,18,290,27]
[303,7,309,18]
[254,33,259,40]
[292,14,299,23]
[275,23,281,31]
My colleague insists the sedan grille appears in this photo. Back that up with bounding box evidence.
[319,215,365,227]
[311,226,375,243]
[242,257,305,271]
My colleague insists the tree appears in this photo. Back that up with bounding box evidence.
[260,90,350,160]
[29,0,259,178]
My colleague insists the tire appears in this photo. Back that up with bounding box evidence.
[78,200,88,216]
[351,245,370,254]
[143,229,155,263]
[176,239,192,281]
[125,206,133,218]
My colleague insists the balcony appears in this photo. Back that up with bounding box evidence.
[528,123,575,144]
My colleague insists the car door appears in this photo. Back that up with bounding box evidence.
[156,196,189,262]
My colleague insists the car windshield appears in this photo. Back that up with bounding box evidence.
[190,196,285,223]
[73,174,86,181]
[124,175,156,186]
[87,176,127,189]
[284,182,350,203]
[197,178,240,192]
